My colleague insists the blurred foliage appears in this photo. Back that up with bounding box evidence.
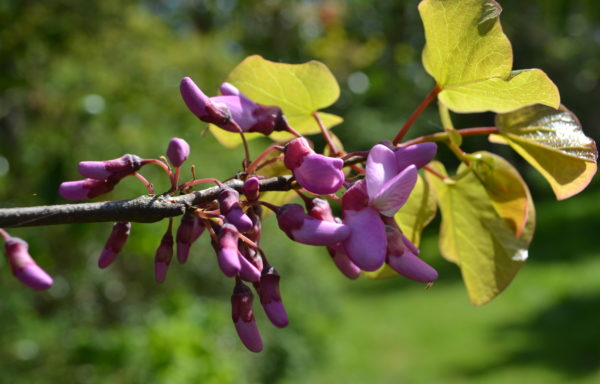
[0,0,599,382]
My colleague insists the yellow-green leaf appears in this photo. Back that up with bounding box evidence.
[210,55,343,147]
[469,151,531,237]
[419,0,560,113]
[492,104,598,200]
[439,69,560,113]
[426,161,534,305]
[365,174,437,280]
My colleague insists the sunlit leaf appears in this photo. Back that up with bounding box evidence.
[419,0,559,113]
[426,161,534,305]
[492,104,598,200]
[210,55,343,147]
[470,151,531,237]
[365,174,437,280]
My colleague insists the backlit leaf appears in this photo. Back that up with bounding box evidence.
[419,0,559,113]
[492,104,598,200]
[426,161,534,305]
[470,151,531,237]
[366,174,437,280]
[210,55,343,147]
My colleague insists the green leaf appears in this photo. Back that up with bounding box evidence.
[426,161,534,305]
[492,104,598,200]
[365,174,437,280]
[419,0,559,113]
[210,55,343,147]
[469,151,532,237]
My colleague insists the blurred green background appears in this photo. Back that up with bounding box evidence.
[1,0,599,383]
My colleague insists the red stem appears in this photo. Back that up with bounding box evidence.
[246,144,284,174]
[0,228,10,241]
[423,165,445,180]
[392,85,441,145]
[313,111,339,156]
[142,159,172,179]
[400,126,499,146]
[134,172,155,195]
[179,177,224,191]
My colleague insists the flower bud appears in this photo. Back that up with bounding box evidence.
[154,230,174,283]
[395,142,437,171]
[180,77,231,125]
[242,177,260,201]
[283,138,344,195]
[258,267,288,328]
[216,224,241,277]
[59,178,116,201]
[231,281,263,353]
[306,197,336,222]
[218,188,253,233]
[98,221,131,269]
[277,204,350,246]
[238,252,261,283]
[176,214,204,264]
[3,237,53,290]
[327,244,361,280]
[166,137,190,167]
[78,154,143,180]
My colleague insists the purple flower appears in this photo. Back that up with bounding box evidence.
[78,154,143,180]
[341,143,436,271]
[59,178,117,201]
[216,224,242,277]
[98,221,131,269]
[3,237,53,290]
[176,214,204,264]
[258,267,288,328]
[283,138,344,195]
[238,252,261,283]
[218,187,253,233]
[166,137,190,167]
[277,204,350,246]
[180,78,290,135]
[154,230,174,283]
[242,177,260,201]
[231,281,263,353]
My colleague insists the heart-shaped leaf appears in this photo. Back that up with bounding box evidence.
[419,0,559,113]
[492,104,598,200]
[210,55,343,147]
[426,161,534,305]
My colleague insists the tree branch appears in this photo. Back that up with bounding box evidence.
[0,176,293,228]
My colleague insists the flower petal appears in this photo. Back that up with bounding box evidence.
[366,144,400,200]
[372,164,418,216]
[342,207,387,271]
[395,142,437,170]
[293,153,344,195]
[291,218,350,246]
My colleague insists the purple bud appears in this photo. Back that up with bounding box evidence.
[220,82,241,96]
[154,231,174,283]
[306,197,336,222]
[167,137,190,167]
[98,221,131,269]
[176,214,204,264]
[78,154,143,180]
[217,224,241,277]
[258,267,289,328]
[180,77,231,125]
[59,178,116,201]
[277,204,350,246]
[231,281,263,353]
[284,139,344,195]
[242,177,260,201]
[219,188,253,232]
[4,237,53,290]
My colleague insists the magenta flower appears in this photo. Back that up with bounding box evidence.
[154,230,174,283]
[166,137,190,167]
[231,281,263,353]
[216,224,242,277]
[180,77,290,135]
[218,187,253,233]
[242,177,260,201]
[78,154,143,180]
[258,267,288,328]
[98,221,131,269]
[383,217,438,283]
[283,138,344,195]
[59,178,116,201]
[3,237,53,290]
[238,252,261,283]
[176,214,204,264]
[277,204,350,246]
[341,143,436,271]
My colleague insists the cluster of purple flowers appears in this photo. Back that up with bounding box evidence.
[1,76,440,354]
